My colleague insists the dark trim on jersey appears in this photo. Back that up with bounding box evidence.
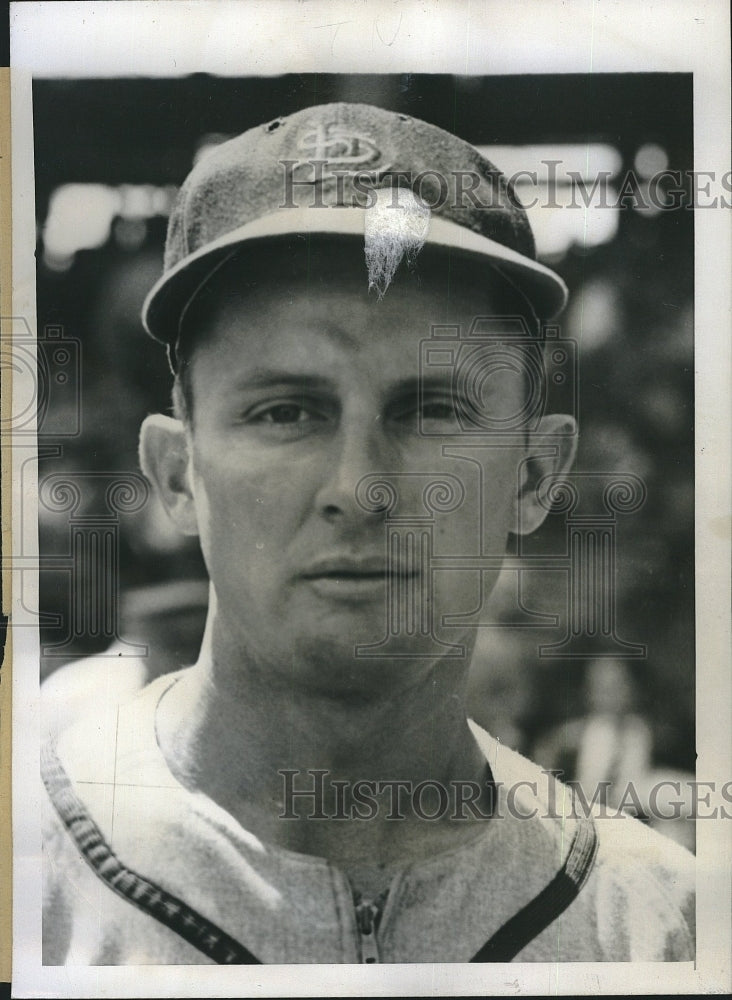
[41,740,261,965]
[43,739,597,965]
[470,813,599,962]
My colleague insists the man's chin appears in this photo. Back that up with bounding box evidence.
[287,630,453,698]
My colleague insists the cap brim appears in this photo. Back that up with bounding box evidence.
[142,207,568,344]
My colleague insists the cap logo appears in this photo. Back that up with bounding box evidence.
[296,121,386,175]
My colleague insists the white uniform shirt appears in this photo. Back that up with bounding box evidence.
[42,672,695,965]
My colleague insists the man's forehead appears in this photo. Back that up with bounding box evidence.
[188,291,534,412]
[189,281,445,368]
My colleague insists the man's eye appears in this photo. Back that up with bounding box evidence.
[391,396,461,430]
[256,403,311,424]
[243,400,331,433]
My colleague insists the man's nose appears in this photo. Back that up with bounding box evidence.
[315,418,394,523]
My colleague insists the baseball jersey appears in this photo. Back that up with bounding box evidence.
[42,670,695,964]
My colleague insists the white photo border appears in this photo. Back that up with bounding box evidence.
[8,1,731,995]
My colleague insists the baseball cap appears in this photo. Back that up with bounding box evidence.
[142,102,568,351]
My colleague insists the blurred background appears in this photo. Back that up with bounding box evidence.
[33,73,695,846]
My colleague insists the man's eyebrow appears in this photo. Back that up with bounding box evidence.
[229,370,338,391]
[227,372,461,400]
[387,374,455,397]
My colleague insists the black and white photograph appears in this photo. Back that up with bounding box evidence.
[7,1,731,996]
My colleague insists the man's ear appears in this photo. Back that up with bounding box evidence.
[513,413,578,536]
[139,414,200,537]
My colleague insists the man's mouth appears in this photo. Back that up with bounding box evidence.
[300,556,421,598]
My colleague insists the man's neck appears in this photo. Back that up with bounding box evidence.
[155,621,493,894]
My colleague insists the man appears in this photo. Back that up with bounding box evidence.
[42,102,694,964]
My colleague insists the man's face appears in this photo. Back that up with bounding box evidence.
[171,246,535,692]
